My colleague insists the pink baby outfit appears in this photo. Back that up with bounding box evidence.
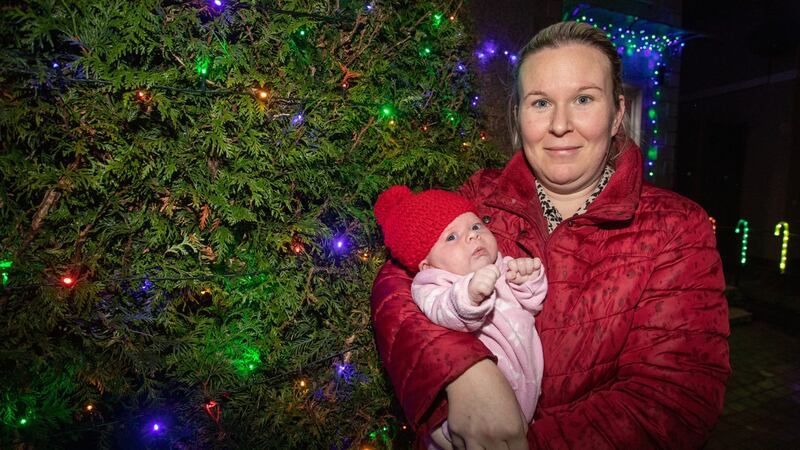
[411,252,547,436]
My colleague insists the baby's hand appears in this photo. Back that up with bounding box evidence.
[467,265,500,305]
[506,257,542,285]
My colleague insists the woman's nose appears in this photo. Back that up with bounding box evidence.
[549,105,572,136]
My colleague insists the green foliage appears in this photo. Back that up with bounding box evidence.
[0,0,505,448]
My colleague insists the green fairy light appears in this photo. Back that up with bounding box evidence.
[432,12,444,28]
[1,259,11,287]
[228,344,262,376]
[647,147,658,160]
[445,110,461,127]
[196,58,210,76]
[19,418,27,425]
[648,108,656,119]
[380,104,395,118]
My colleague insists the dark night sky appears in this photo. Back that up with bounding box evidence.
[680,0,800,92]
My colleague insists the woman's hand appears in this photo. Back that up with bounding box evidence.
[445,359,529,449]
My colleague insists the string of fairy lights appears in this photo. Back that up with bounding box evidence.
[5,1,796,446]
[705,218,798,274]
[1,1,476,445]
[570,10,686,182]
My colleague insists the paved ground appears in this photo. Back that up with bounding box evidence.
[704,318,800,449]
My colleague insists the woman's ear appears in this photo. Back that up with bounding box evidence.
[611,94,626,136]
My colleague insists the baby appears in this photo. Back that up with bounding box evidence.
[374,185,547,449]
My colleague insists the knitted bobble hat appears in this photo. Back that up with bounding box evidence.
[374,185,476,272]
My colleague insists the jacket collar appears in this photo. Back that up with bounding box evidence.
[485,140,643,225]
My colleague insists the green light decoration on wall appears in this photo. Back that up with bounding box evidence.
[573,13,684,182]
[774,221,790,274]
[734,219,749,265]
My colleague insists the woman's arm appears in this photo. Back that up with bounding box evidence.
[528,206,730,449]
[446,359,530,450]
[371,261,527,447]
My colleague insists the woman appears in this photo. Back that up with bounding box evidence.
[371,21,730,449]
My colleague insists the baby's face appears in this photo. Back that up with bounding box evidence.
[419,212,498,275]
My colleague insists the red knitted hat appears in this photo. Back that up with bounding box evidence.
[374,185,476,272]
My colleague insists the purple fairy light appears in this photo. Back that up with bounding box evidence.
[482,41,497,55]
[291,113,304,127]
[334,362,357,384]
[140,278,154,292]
[332,235,349,254]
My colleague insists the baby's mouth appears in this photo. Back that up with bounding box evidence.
[472,247,486,257]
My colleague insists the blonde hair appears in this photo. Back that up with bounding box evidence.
[508,21,627,159]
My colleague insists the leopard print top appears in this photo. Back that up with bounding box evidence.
[536,165,615,234]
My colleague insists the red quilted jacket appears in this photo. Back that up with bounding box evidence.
[371,143,731,449]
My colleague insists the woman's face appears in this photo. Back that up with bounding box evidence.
[516,43,624,195]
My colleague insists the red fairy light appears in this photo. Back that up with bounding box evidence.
[204,400,221,424]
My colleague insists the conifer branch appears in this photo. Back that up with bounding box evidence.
[20,156,82,253]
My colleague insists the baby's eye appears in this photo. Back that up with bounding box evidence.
[471,223,482,231]
[576,95,592,105]
[446,233,456,242]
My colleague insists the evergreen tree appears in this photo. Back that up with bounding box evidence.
[0,1,505,448]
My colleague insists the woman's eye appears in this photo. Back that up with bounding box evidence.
[576,95,592,105]
[533,99,549,108]
[446,234,456,242]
